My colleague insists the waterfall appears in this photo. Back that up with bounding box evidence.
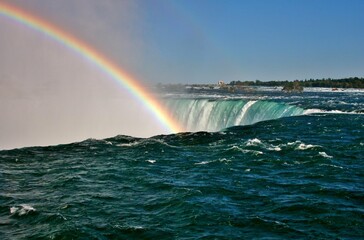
[164,99,305,132]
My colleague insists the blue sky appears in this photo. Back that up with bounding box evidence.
[137,0,364,83]
[2,0,364,84]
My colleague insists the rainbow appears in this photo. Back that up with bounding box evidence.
[0,2,183,133]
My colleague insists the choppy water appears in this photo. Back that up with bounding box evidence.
[1,89,363,239]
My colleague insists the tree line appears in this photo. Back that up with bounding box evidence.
[229,77,364,89]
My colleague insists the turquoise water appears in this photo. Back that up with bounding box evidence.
[1,90,363,239]
[164,99,305,132]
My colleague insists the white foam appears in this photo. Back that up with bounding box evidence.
[304,109,364,115]
[296,143,317,150]
[132,226,144,229]
[303,87,364,93]
[268,146,282,151]
[115,224,144,230]
[287,141,300,146]
[243,149,264,155]
[279,141,321,150]
[229,146,263,155]
[117,142,139,147]
[304,109,324,115]
[319,163,343,169]
[246,138,262,146]
[146,160,156,164]
[219,158,231,163]
[319,152,333,159]
[229,145,242,151]
[10,204,36,216]
[10,207,18,214]
[195,161,210,165]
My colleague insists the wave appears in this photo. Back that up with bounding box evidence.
[304,109,364,115]
[10,204,36,216]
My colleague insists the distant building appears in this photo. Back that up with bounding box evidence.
[218,80,225,86]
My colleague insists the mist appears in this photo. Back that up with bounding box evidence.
[0,2,167,150]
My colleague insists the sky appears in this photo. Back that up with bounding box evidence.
[0,0,363,149]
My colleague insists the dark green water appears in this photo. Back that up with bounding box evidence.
[1,90,363,239]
